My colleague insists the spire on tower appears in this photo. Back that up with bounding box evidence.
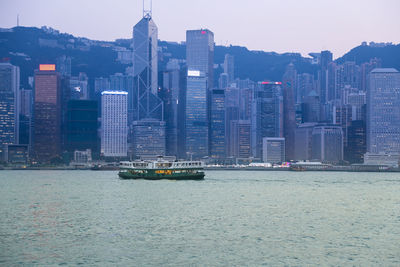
[143,0,152,18]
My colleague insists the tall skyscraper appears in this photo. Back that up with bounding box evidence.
[0,62,20,160]
[132,11,165,158]
[282,64,296,161]
[223,54,234,84]
[33,64,62,163]
[251,82,283,158]
[319,50,333,104]
[210,89,225,160]
[101,91,128,157]
[65,100,98,155]
[366,68,400,155]
[185,71,208,159]
[0,63,20,143]
[186,29,214,90]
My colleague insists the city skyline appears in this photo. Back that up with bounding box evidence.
[1,0,399,58]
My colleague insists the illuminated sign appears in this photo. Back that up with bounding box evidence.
[39,64,56,71]
[262,81,282,85]
[188,70,201,77]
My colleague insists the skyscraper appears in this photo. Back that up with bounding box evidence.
[0,63,20,144]
[282,64,296,161]
[186,29,214,90]
[33,64,62,163]
[223,54,234,84]
[210,89,225,160]
[185,71,208,159]
[251,82,283,158]
[366,68,400,155]
[132,11,165,158]
[101,91,128,157]
[0,62,20,160]
[263,137,285,164]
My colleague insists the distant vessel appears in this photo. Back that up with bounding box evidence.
[118,157,205,180]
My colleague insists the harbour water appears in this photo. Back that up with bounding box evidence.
[1,170,399,266]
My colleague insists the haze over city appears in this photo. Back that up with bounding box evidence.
[1,0,399,57]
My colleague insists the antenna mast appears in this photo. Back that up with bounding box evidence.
[17,14,19,27]
[143,0,152,18]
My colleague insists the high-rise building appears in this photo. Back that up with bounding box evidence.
[346,120,366,163]
[185,71,208,159]
[19,89,32,145]
[101,91,128,157]
[132,119,165,158]
[0,63,20,147]
[132,12,165,157]
[230,120,251,159]
[262,137,285,164]
[366,68,400,155]
[33,64,62,163]
[282,64,296,161]
[210,89,225,160]
[186,29,214,90]
[311,125,343,163]
[251,82,283,158]
[65,100,98,155]
[223,54,234,84]
[319,50,333,104]
[294,122,318,161]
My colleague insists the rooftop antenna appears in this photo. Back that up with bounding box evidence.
[17,14,19,27]
[143,0,152,18]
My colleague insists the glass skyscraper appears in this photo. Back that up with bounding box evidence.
[185,71,208,159]
[131,12,165,158]
[186,29,214,90]
[210,89,225,160]
[367,68,400,155]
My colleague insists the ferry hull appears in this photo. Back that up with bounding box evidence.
[118,171,205,180]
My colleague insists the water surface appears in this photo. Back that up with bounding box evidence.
[1,170,399,266]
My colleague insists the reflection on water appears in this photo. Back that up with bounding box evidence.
[0,170,399,266]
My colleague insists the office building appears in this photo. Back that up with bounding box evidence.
[65,100,98,155]
[101,91,128,157]
[311,125,343,163]
[0,63,20,153]
[210,89,225,159]
[223,54,234,84]
[185,71,208,159]
[251,81,283,158]
[186,29,214,90]
[366,68,400,157]
[282,63,296,161]
[263,137,285,164]
[132,119,166,158]
[294,122,318,161]
[33,64,62,163]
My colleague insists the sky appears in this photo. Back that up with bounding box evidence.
[1,0,399,58]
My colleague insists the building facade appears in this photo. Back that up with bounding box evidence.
[262,137,285,164]
[101,91,128,157]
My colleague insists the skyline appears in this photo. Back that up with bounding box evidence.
[0,0,399,58]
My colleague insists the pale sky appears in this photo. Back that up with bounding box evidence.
[1,0,399,58]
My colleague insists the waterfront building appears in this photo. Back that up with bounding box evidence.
[132,119,165,158]
[0,63,20,153]
[251,81,283,158]
[230,120,251,158]
[282,64,297,161]
[132,12,165,157]
[65,100,98,155]
[346,120,366,164]
[311,125,343,163]
[210,89,225,160]
[366,68,400,156]
[33,64,62,163]
[19,89,32,145]
[294,122,318,161]
[3,144,28,164]
[262,137,285,164]
[101,91,128,157]
[185,71,208,159]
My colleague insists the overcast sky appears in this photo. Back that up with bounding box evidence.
[1,0,399,58]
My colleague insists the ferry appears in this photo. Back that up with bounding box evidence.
[118,157,205,180]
